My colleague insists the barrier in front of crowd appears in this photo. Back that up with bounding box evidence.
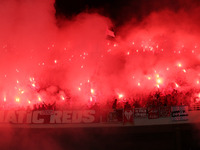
[0,105,200,127]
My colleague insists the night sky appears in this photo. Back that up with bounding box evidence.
[55,0,200,27]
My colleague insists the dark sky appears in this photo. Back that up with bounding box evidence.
[55,0,200,27]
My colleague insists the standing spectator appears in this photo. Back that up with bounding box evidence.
[112,99,117,110]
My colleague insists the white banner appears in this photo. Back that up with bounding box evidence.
[171,106,188,121]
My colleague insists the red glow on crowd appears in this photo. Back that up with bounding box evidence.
[0,0,200,111]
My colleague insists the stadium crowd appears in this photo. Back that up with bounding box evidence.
[29,89,200,111]
[1,88,200,111]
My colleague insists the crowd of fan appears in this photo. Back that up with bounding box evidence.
[54,88,200,111]
[32,101,56,111]
[111,89,199,110]
[1,89,200,111]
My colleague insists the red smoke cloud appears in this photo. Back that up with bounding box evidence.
[0,0,200,109]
